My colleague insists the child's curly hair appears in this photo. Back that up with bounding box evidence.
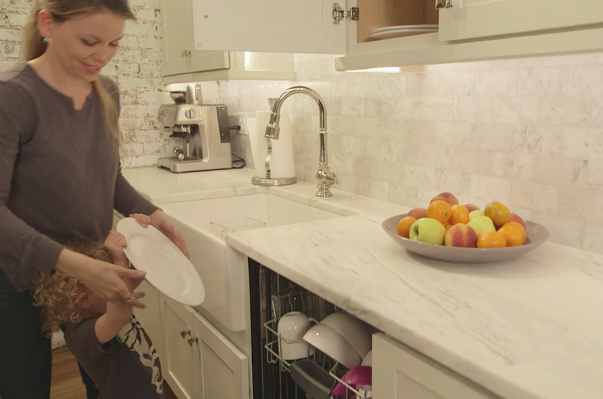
[33,238,113,334]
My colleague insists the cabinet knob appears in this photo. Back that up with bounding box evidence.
[188,336,198,346]
[436,0,453,8]
[182,49,192,57]
[180,329,191,339]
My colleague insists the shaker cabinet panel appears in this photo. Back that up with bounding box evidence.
[192,0,346,54]
[192,312,250,399]
[160,0,229,77]
[160,296,197,399]
[372,334,501,399]
[439,0,603,42]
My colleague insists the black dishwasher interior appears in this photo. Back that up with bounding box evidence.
[249,259,373,399]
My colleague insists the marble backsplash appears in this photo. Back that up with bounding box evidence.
[213,53,603,255]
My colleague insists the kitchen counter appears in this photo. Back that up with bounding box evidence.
[124,167,603,399]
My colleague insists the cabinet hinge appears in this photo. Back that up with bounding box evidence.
[332,3,359,25]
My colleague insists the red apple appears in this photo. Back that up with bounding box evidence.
[430,192,459,206]
[444,224,478,248]
[508,213,526,229]
[408,207,428,220]
[463,204,480,213]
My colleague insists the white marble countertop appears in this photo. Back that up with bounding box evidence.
[124,167,603,399]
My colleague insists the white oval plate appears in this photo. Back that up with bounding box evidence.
[117,217,205,306]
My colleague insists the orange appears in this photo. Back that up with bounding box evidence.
[502,221,526,243]
[449,204,470,225]
[444,223,453,232]
[484,201,510,228]
[497,225,525,246]
[427,200,451,224]
[397,216,416,238]
[477,231,507,248]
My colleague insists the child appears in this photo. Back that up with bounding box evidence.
[33,223,163,398]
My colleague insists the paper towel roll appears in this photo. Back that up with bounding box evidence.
[248,111,295,179]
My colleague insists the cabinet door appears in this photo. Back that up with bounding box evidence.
[192,312,250,399]
[133,281,163,360]
[160,0,229,76]
[439,0,603,42]
[160,295,197,399]
[192,0,346,54]
[372,334,500,399]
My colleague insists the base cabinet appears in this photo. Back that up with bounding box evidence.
[160,295,197,399]
[160,294,250,399]
[372,334,501,399]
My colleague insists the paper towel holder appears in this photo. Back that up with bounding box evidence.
[251,137,297,186]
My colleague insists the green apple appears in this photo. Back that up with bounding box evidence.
[409,218,446,245]
[467,215,496,237]
[469,210,485,221]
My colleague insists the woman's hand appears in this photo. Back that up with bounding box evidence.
[147,210,190,258]
[54,249,146,309]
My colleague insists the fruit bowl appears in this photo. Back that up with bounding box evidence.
[382,213,550,263]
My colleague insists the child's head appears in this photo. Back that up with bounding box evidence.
[33,238,113,333]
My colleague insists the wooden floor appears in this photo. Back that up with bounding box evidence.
[50,346,178,398]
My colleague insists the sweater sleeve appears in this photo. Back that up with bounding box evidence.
[114,166,160,217]
[0,82,64,277]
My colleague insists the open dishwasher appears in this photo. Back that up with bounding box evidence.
[249,259,374,399]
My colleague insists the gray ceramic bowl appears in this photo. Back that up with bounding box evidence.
[382,214,549,263]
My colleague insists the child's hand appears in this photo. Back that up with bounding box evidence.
[130,213,151,228]
[105,230,129,267]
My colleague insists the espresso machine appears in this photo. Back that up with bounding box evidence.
[156,86,232,173]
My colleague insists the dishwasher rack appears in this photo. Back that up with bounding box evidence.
[255,264,371,399]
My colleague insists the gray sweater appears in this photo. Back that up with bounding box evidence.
[0,63,158,291]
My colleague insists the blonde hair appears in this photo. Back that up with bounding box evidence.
[21,0,135,145]
[33,239,113,334]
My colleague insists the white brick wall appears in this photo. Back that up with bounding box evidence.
[0,0,168,167]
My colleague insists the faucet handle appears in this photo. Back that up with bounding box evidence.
[316,168,338,197]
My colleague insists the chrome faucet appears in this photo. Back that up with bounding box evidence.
[265,86,338,197]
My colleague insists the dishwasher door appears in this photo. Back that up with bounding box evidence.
[248,259,372,399]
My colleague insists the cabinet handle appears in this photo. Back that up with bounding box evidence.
[181,49,192,57]
[436,0,452,8]
[188,335,198,346]
[180,329,191,339]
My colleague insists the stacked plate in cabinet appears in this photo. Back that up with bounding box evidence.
[370,24,438,40]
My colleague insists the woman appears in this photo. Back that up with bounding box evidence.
[0,1,188,398]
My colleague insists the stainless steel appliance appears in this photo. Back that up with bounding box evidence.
[156,97,232,173]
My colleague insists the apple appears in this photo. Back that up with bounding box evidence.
[467,215,496,237]
[464,204,480,213]
[430,192,459,206]
[469,210,484,220]
[408,207,428,219]
[444,224,478,248]
[409,218,446,245]
[508,213,526,229]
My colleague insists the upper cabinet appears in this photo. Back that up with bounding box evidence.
[438,0,603,41]
[159,0,296,83]
[191,0,603,71]
[160,0,229,76]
